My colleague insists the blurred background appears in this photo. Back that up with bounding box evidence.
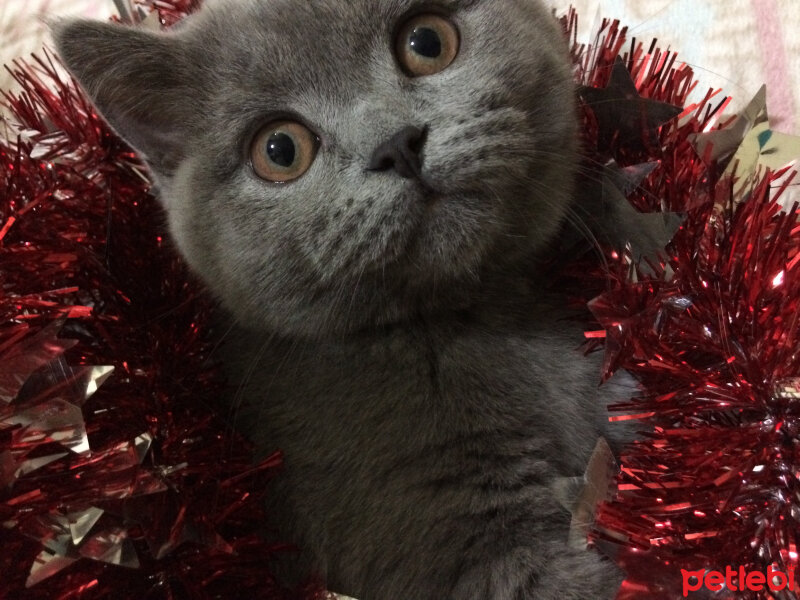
[558,0,800,134]
[1,0,798,134]
[1,0,112,75]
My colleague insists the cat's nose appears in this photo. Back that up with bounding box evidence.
[366,126,427,179]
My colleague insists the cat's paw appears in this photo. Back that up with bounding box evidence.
[451,544,622,600]
[526,547,624,600]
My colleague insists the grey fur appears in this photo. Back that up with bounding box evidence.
[54,1,634,597]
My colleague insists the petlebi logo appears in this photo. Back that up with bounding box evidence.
[682,566,798,596]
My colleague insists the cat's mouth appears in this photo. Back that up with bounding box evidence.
[411,165,441,197]
[385,188,498,278]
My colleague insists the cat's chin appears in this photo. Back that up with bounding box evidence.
[239,240,542,340]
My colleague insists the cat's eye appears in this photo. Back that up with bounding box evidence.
[396,14,459,77]
[250,120,319,183]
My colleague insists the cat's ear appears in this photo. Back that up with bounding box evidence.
[53,20,198,177]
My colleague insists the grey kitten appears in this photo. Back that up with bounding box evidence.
[55,1,635,597]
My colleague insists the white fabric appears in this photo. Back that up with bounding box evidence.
[1,0,112,119]
[545,0,800,134]
[1,0,111,68]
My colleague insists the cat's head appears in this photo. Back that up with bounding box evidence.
[54,0,577,337]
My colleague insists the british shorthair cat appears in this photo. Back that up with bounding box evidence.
[55,1,636,597]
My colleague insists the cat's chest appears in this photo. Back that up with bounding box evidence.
[226,313,610,586]
[251,322,534,417]
[233,315,599,471]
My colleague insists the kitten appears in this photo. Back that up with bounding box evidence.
[55,1,635,597]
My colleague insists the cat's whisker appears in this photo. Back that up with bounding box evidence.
[345,264,368,330]
[514,173,611,274]
[531,148,662,204]
[227,333,272,452]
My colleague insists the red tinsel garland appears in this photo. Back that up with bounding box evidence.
[0,2,798,599]
[0,2,325,599]
[565,12,800,600]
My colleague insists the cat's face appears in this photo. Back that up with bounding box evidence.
[55,0,576,337]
